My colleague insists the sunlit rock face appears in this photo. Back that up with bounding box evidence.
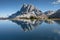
[11,19,43,32]
[20,4,35,13]
[9,4,42,18]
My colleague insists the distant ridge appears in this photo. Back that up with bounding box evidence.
[48,9,60,18]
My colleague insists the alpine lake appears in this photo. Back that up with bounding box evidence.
[0,19,60,40]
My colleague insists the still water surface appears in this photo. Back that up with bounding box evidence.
[0,19,60,40]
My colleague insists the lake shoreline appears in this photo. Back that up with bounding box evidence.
[0,17,60,20]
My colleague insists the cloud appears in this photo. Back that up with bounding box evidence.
[52,0,60,4]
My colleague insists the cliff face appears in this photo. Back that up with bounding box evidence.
[9,4,42,18]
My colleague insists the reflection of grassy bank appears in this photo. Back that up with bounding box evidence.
[0,17,60,20]
[9,17,60,20]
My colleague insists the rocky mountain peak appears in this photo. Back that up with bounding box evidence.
[9,4,42,18]
[20,4,36,13]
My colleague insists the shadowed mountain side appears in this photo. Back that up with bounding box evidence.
[49,9,60,18]
[11,19,43,32]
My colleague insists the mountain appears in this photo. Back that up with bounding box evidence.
[44,10,55,16]
[8,4,60,19]
[49,9,60,18]
[9,4,42,18]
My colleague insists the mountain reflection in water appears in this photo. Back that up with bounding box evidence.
[54,20,60,24]
[0,19,60,40]
[11,19,43,32]
[10,19,60,32]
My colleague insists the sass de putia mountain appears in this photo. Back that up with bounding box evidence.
[3,4,60,19]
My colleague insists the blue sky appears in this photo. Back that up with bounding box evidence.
[0,0,60,17]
